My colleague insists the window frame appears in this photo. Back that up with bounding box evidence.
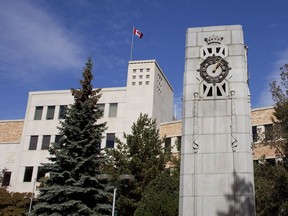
[37,166,46,182]
[264,124,274,141]
[41,135,51,150]
[46,106,55,120]
[29,135,38,150]
[164,137,172,152]
[1,171,11,186]
[23,167,33,182]
[106,133,115,148]
[108,103,118,117]
[252,126,258,142]
[58,105,67,119]
[176,136,181,151]
[96,103,105,117]
[54,135,63,148]
[34,106,43,120]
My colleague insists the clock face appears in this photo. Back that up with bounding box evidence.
[198,55,230,83]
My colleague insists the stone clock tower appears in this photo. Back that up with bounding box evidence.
[179,25,256,215]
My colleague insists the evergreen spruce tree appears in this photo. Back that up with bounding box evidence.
[31,58,111,216]
[134,173,179,216]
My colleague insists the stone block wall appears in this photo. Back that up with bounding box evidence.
[159,107,278,161]
[251,107,274,126]
[0,120,23,143]
[159,120,182,138]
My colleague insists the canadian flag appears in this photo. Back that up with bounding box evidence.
[133,27,143,39]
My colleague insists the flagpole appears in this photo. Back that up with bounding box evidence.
[130,27,134,61]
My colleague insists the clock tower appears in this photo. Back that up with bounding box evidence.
[179,25,256,215]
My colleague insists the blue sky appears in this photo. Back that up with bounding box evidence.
[1,0,288,120]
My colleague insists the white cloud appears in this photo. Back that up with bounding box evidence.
[257,76,276,108]
[174,91,183,120]
[257,48,288,107]
[0,1,85,82]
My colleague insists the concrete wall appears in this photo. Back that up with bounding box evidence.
[3,59,173,193]
[0,106,277,191]
[180,25,255,216]
[0,120,23,189]
[159,107,278,161]
[125,60,174,130]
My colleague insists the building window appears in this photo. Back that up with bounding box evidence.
[133,69,136,73]
[59,105,67,119]
[29,136,38,150]
[54,135,63,148]
[139,75,143,79]
[140,69,143,72]
[146,81,149,85]
[132,82,136,86]
[34,106,43,120]
[96,104,105,117]
[164,137,171,152]
[41,135,51,150]
[252,126,257,142]
[46,106,55,120]
[132,75,136,79]
[264,124,273,141]
[146,68,150,72]
[139,82,142,85]
[109,103,118,117]
[266,158,276,165]
[37,166,46,182]
[106,133,115,148]
[146,74,150,79]
[176,136,181,151]
[1,171,11,186]
[23,167,33,182]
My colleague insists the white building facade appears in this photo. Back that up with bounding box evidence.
[0,120,23,188]
[5,60,173,193]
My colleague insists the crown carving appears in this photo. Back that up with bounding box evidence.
[204,35,223,45]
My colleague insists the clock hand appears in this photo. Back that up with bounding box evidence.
[212,60,221,73]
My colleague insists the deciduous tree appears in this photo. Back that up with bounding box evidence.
[0,187,31,216]
[254,64,288,215]
[254,163,288,215]
[269,64,288,161]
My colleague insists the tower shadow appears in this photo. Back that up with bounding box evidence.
[217,171,255,216]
